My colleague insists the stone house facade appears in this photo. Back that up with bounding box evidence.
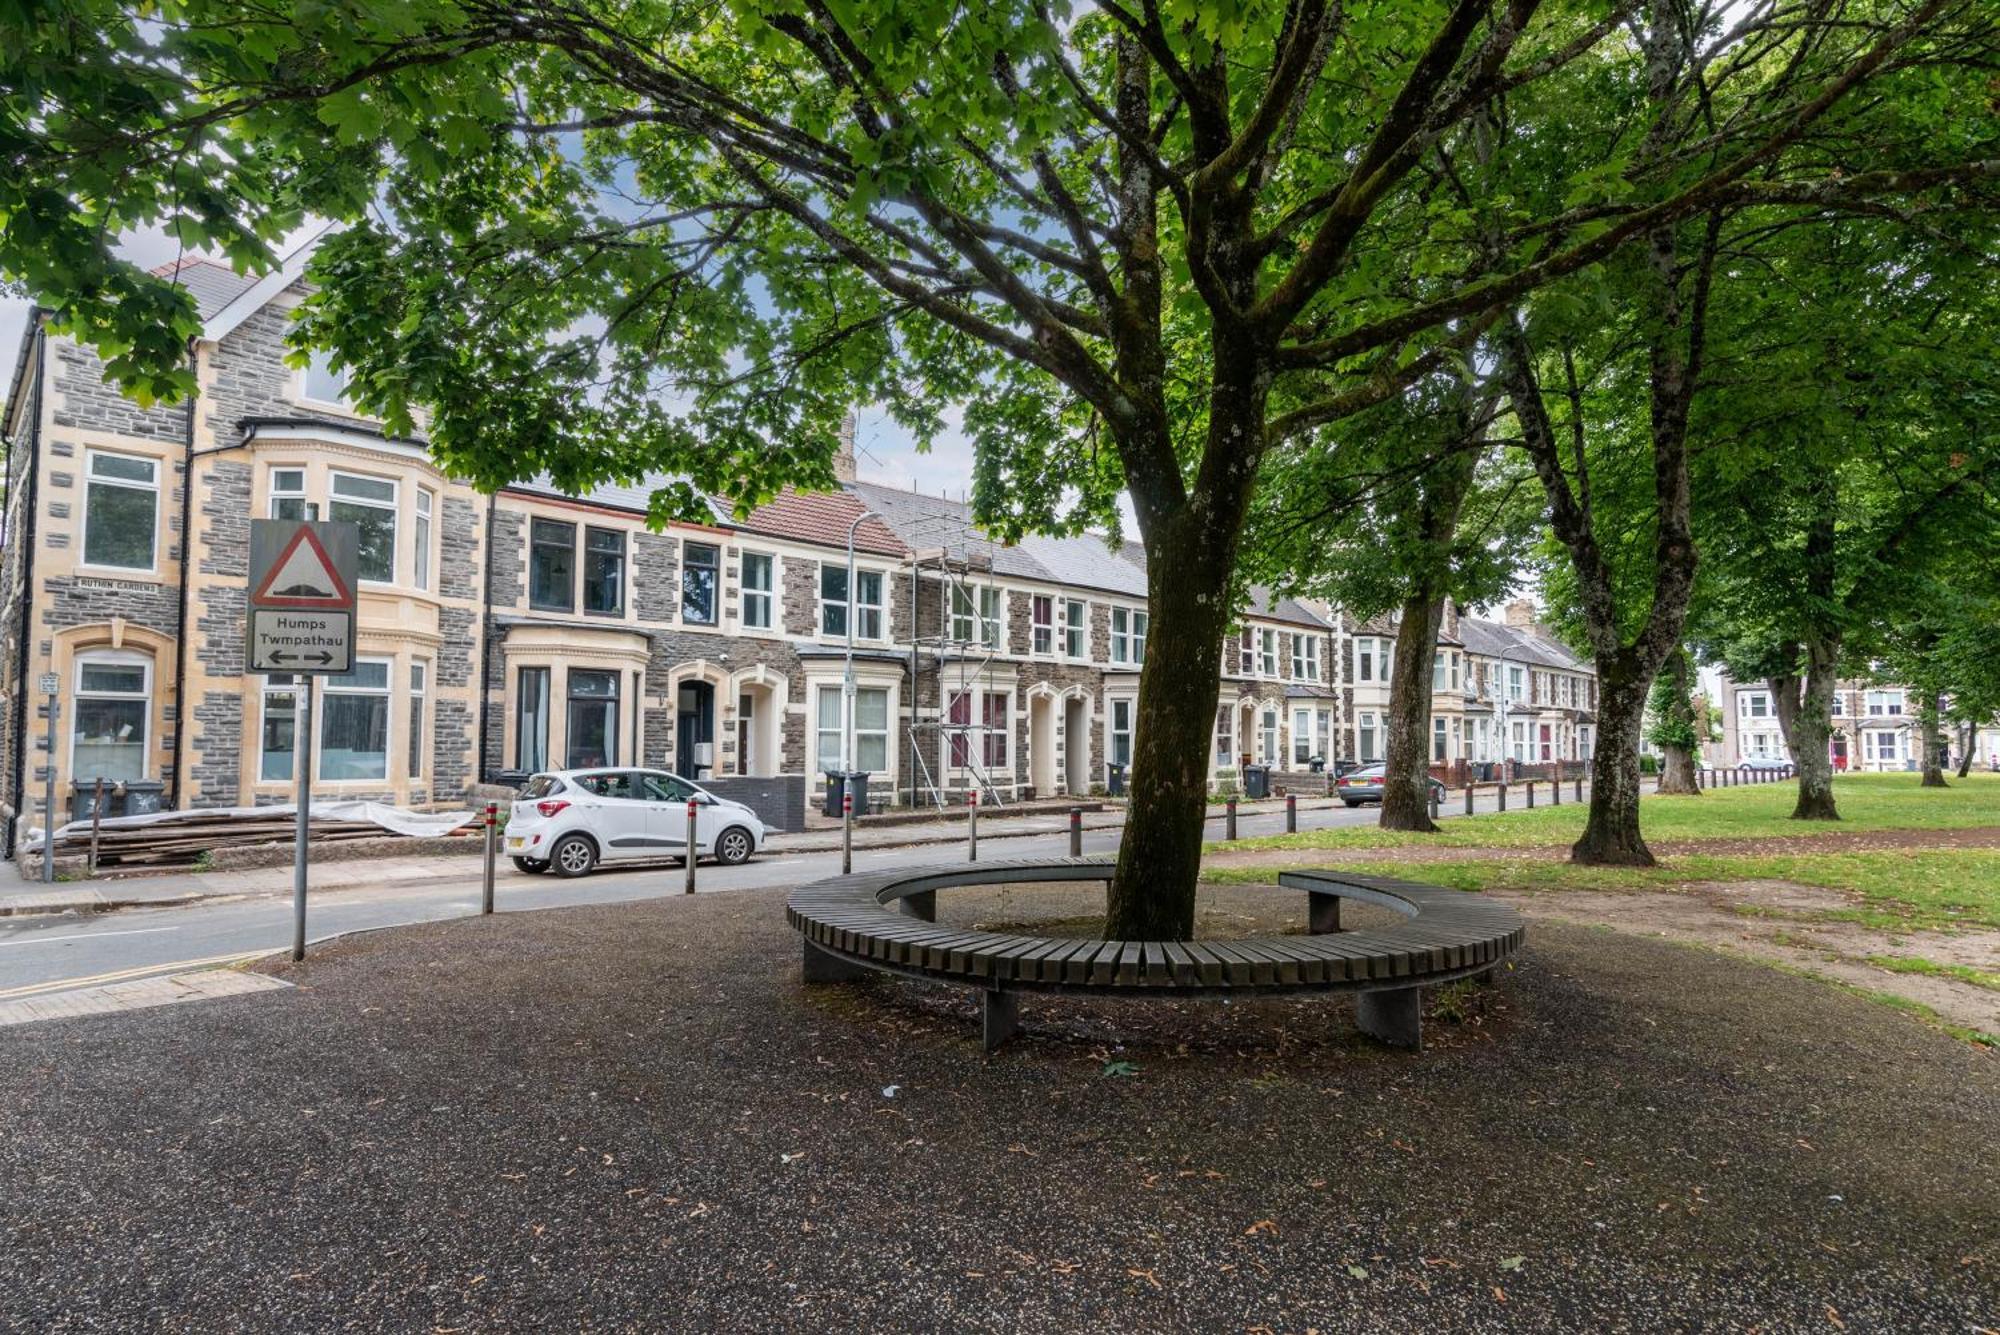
[1,240,1601,844]
[1715,675,2000,773]
[1344,598,1599,780]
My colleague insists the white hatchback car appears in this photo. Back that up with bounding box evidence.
[506,768,767,877]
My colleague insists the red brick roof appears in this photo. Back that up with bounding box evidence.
[736,487,908,557]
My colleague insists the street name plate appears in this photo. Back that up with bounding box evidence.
[249,609,354,674]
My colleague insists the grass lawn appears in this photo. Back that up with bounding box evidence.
[1221,771,2000,854]
[1209,847,2000,933]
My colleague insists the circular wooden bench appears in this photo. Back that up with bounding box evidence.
[786,859,1524,1052]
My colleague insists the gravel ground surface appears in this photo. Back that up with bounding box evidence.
[2,881,1995,1332]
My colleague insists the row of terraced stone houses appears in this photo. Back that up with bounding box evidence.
[0,246,1599,844]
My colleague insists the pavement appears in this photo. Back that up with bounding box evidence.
[0,785,1570,1001]
[0,882,1991,1329]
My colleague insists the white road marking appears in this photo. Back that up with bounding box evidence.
[0,926,181,948]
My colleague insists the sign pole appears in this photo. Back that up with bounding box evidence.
[293,674,314,962]
[39,674,59,884]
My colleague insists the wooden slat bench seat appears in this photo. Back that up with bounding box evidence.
[787,860,1524,1052]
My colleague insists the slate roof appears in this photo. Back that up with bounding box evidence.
[1456,615,1588,672]
[150,257,262,319]
[847,481,1148,598]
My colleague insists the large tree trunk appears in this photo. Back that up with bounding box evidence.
[1104,520,1235,940]
[1380,596,1447,831]
[1654,649,1702,795]
[1778,475,1840,818]
[1771,632,1841,820]
[1956,722,1975,779]
[1574,661,1656,865]
[1919,690,1949,787]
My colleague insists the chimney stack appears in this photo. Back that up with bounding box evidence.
[1504,598,1538,628]
[833,411,858,484]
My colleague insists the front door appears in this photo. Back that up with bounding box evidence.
[676,682,715,779]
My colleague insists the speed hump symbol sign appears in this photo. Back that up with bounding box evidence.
[246,519,360,675]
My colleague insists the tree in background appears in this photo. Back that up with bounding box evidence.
[1693,203,1998,817]
[6,0,1995,932]
[1249,362,1537,830]
[1645,648,1703,795]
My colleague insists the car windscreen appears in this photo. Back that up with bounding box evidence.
[520,775,564,799]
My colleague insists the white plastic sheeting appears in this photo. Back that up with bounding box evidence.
[21,801,478,852]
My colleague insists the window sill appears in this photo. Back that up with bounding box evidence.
[75,563,162,581]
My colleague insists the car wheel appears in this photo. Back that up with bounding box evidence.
[714,826,755,866]
[511,857,549,874]
[550,834,597,878]
[1342,799,1362,808]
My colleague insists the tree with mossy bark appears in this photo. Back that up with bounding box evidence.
[7,0,1995,933]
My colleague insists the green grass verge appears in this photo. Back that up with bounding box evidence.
[1216,772,2000,856]
[1863,955,2000,993]
[1204,846,2000,932]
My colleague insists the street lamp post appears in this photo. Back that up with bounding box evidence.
[842,510,881,819]
[1491,649,1518,782]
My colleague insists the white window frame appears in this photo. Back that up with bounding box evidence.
[80,449,160,574]
[299,347,351,409]
[70,650,152,782]
[413,488,434,591]
[1358,710,1379,763]
[1866,690,1903,717]
[1507,664,1526,703]
[1258,629,1277,677]
[820,564,886,641]
[408,660,428,781]
[318,657,393,783]
[1110,697,1135,768]
[1064,599,1087,660]
[329,470,400,586]
[740,550,775,630]
[1292,635,1320,682]
[1112,608,1133,664]
[268,467,307,521]
[1031,594,1055,657]
[1292,707,1316,766]
[1433,716,1448,762]
[1215,705,1235,767]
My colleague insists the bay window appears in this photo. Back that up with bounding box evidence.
[260,674,298,781]
[516,667,550,772]
[819,686,888,773]
[269,468,306,520]
[414,489,434,590]
[320,659,390,781]
[1293,707,1315,765]
[1110,699,1134,768]
[1358,711,1379,763]
[408,662,427,780]
[329,472,397,584]
[565,670,620,769]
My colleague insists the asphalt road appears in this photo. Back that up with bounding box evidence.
[0,783,1567,1000]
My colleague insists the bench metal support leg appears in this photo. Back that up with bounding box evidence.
[1308,891,1342,934]
[982,988,1019,1052]
[1355,987,1422,1050]
[900,890,937,922]
[802,939,872,984]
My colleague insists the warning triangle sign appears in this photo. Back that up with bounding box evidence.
[253,526,354,608]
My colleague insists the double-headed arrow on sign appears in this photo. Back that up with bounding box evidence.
[266,650,336,666]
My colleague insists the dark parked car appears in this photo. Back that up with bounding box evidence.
[1333,763,1448,808]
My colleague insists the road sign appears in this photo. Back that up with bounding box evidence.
[249,609,353,674]
[247,519,357,675]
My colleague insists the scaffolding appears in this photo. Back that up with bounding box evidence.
[903,523,1009,812]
